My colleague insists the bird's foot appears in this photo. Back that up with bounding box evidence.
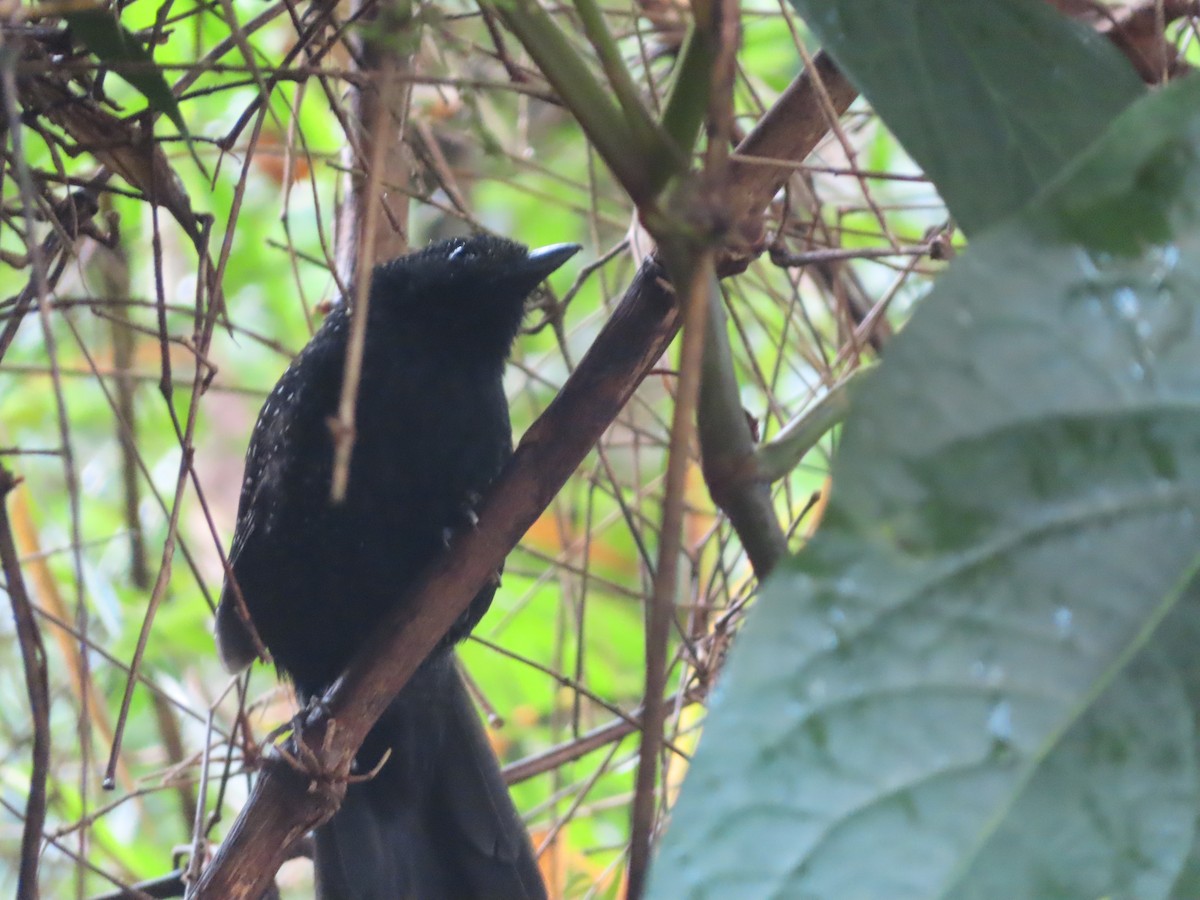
[347,748,392,783]
[272,700,349,793]
[271,699,393,792]
[442,492,484,547]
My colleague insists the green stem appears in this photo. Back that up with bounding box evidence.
[491,0,658,203]
[755,366,872,483]
[658,24,713,174]
[695,270,787,576]
[571,0,681,174]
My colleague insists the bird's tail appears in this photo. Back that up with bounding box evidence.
[313,652,546,900]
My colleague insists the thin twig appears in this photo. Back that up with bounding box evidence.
[626,251,710,900]
[2,56,94,895]
[1,466,52,900]
[329,58,404,502]
[503,685,705,785]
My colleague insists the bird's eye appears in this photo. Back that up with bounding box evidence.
[447,245,467,261]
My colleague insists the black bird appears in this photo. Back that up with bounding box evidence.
[215,235,579,899]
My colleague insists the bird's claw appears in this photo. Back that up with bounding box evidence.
[443,492,483,547]
[272,701,346,792]
[462,491,482,529]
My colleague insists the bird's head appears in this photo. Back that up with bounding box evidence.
[368,235,580,357]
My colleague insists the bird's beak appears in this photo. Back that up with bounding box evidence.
[516,243,582,287]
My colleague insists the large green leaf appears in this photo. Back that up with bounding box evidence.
[66,7,204,173]
[66,10,186,136]
[648,75,1200,898]
[787,0,1144,233]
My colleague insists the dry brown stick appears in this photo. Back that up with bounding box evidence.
[104,230,223,787]
[503,686,705,785]
[0,362,267,396]
[151,695,199,834]
[97,238,191,819]
[627,0,748,861]
[30,599,214,731]
[1088,0,1198,82]
[0,191,98,365]
[333,0,418,274]
[469,635,691,761]
[0,795,157,900]
[323,0,422,498]
[1,467,51,900]
[100,239,151,591]
[628,253,712,900]
[328,58,402,502]
[9,483,136,797]
[536,739,623,863]
[14,43,203,247]
[103,347,208,788]
[1,57,98,893]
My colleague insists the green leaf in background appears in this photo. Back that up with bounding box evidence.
[788,0,1145,234]
[647,74,1200,899]
[66,9,202,171]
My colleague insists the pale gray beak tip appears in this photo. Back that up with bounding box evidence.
[525,243,582,280]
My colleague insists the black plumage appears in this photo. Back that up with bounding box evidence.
[215,234,579,899]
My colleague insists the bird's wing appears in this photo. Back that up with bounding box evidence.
[214,380,289,673]
[215,313,346,672]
